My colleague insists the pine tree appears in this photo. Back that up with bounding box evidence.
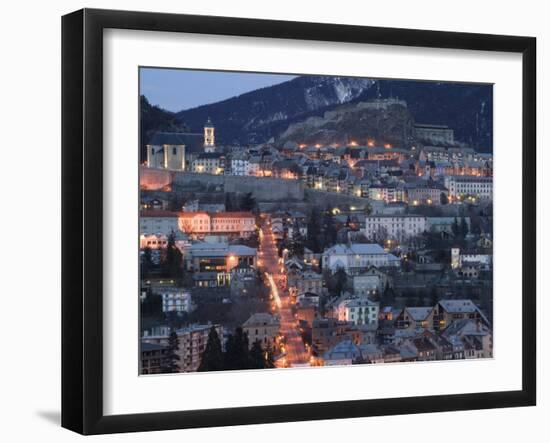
[330,268,348,296]
[249,340,266,369]
[141,288,163,318]
[141,246,154,278]
[381,281,395,306]
[471,219,482,236]
[264,342,276,369]
[289,221,305,258]
[224,327,251,370]
[163,231,182,279]
[323,208,337,246]
[198,326,224,372]
[241,192,256,212]
[306,207,322,252]
[162,330,180,373]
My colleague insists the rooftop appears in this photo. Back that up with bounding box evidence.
[323,340,361,361]
[324,243,387,256]
[140,210,179,218]
[405,307,433,321]
[243,313,280,327]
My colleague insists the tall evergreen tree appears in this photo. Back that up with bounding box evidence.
[141,288,163,318]
[323,208,337,246]
[329,268,348,296]
[471,219,482,236]
[224,327,251,370]
[241,192,257,212]
[163,231,183,279]
[162,330,180,373]
[198,326,224,372]
[306,207,322,252]
[141,246,154,278]
[264,342,276,369]
[249,340,266,369]
[289,221,305,258]
[381,281,395,306]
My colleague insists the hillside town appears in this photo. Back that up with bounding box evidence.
[139,98,493,374]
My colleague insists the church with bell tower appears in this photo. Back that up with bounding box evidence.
[204,117,216,153]
[146,118,218,171]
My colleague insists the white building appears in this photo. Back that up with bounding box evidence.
[363,215,427,241]
[460,252,492,269]
[160,290,194,314]
[231,152,250,176]
[146,132,186,170]
[203,117,216,152]
[444,176,493,200]
[335,297,379,327]
[452,247,492,270]
[322,243,401,274]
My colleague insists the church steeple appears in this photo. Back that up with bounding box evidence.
[204,117,215,152]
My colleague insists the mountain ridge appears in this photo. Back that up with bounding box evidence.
[142,75,493,152]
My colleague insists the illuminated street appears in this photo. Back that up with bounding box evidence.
[259,217,310,367]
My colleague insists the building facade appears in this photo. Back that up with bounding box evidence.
[242,313,280,350]
[142,324,222,372]
[322,243,401,274]
[140,342,170,374]
[178,211,256,238]
[335,298,379,327]
[363,215,427,241]
[444,176,493,200]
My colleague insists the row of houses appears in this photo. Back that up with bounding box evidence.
[316,299,492,365]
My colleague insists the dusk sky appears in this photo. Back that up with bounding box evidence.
[140,68,296,112]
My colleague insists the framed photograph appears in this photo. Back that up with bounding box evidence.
[62,8,536,435]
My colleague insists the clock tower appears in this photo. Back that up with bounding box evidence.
[204,117,215,153]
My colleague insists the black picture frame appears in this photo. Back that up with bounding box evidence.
[61,8,536,435]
